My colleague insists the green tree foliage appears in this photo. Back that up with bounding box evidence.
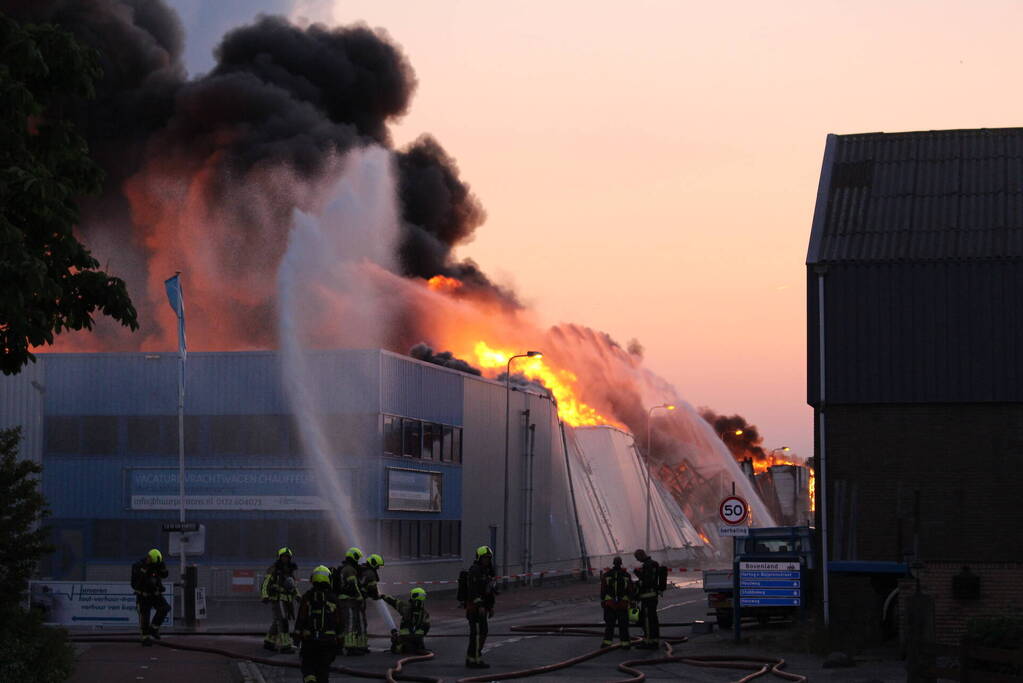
[0,13,137,375]
[0,426,74,681]
[0,427,51,601]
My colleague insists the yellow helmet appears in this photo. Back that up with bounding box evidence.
[367,554,384,569]
[410,587,426,602]
[345,547,364,562]
[475,545,493,560]
[311,565,331,584]
[147,549,163,563]
[277,547,293,558]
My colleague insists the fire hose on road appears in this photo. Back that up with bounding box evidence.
[70,624,808,683]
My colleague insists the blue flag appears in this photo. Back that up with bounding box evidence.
[164,274,187,357]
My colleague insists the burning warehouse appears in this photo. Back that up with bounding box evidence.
[0,1,796,609]
[0,348,710,598]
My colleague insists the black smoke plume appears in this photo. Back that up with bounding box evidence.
[1,0,510,348]
[698,408,767,460]
[409,343,481,376]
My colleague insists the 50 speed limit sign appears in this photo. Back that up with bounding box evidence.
[719,495,749,525]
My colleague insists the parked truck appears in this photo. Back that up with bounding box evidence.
[702,525,815,629]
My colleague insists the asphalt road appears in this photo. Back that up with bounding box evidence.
[68,579,906,682]
[253,580,751,682]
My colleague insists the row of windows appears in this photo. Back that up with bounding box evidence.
[45,414,367,457]
[383,415,462,463]
[85,518,461,562]
[46,415,294,456]
[379,519,461,560]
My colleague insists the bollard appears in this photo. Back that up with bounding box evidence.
[184,565,197,629]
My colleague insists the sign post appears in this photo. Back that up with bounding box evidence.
[718,494,749,642]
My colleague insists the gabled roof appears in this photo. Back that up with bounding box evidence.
[807,128,1023,264]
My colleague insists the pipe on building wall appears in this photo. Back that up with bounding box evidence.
[816,267,831,626]
[559,417,590,576]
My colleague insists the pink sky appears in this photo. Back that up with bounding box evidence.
[180,0,1023,457]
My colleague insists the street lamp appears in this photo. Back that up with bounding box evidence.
[503,350,542,579]
[770,446,791,456]
[645,403,676,550]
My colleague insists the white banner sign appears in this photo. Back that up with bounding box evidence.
[131,494,327,510]
[718,525,750,537]
[28,581,173,627]
[740,561,800,571]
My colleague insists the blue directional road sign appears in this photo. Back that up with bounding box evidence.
[738,561,801,607]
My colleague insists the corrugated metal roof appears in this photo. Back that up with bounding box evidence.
[807,128,1023,263]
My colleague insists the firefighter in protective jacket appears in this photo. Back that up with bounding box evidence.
[295,565,340,683]
[632,549,663,649]
[331,547,366,655]
[383,587,431,655]
[600,556,634,647]
[460,545,496,669]
[131,549,171,646]
[261,547,299,652]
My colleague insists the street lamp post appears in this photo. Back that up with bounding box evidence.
[503,350,542,580]
[645,403,676,550]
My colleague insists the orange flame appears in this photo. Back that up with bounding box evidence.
[472,341,620,428]
[427,275,463,294]
[750,455,804,475]
[809,467,816,513]
[698,530,711,544]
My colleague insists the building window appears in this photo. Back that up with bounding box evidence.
[381,519,460,560]
[440,425,453,462]
[421,423,435,460]
[385,415,462,464]
[81,416,118,455]
[383,416,402,455]
[402,420,421,458]
[45,416,80,454]
[452,427,462,464]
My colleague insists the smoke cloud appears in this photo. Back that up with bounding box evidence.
[409,343,481,376]
[3,0,503,349]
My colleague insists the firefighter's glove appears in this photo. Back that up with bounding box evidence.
[487,608,494,618]
[262,597,270,604]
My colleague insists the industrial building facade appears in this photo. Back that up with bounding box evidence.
[1,349,703,598]
[807,128,1023,645]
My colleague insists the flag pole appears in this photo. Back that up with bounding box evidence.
[165,272,187,602]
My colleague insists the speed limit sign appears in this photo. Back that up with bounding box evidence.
[719,496,749,525]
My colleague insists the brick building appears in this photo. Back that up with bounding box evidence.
[806,128,1023,646]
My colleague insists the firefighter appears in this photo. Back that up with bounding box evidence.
[355,553,384,653]
[382,587,431,655]
[130,548,170,646]
[331,547,366,655]
[600,556,634,648]
[295,565,340,683]
[261,546,299,653]
[461,545,496,669]
[632,549,662,649]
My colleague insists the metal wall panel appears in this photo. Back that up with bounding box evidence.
[38,350,383,416]
[459,376,582,573]
[809,261,1023,405]
[0,360,44,463]
[380,351,462,425]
